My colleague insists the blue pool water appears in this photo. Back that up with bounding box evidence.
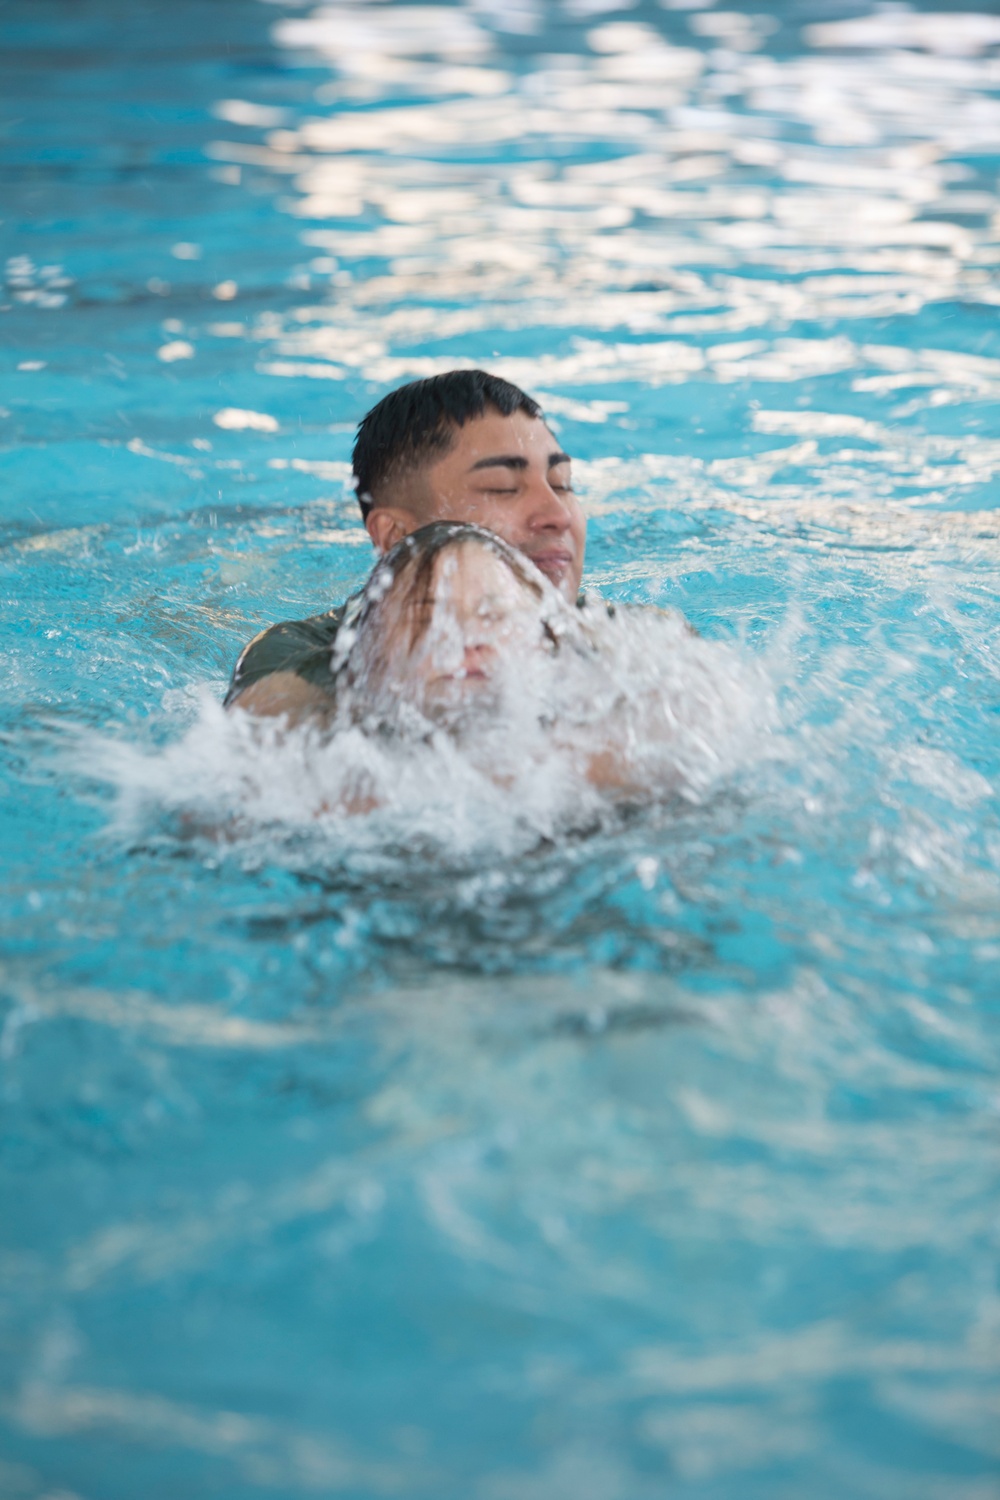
[2,0,1000,1495]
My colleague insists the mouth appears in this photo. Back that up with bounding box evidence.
[428,666,490,687]
[527,549,573,585]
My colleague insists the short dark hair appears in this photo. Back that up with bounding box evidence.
[352,369,542,521]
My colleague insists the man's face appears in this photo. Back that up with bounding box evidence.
[367,409,586,600]
[356,542,553,728]
[394,544,545,716]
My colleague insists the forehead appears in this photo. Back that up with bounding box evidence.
[381,542,521,609]
[431,543,524,594]
[434,409,565,469]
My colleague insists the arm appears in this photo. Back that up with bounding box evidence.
[228,670,336,728]
[224,607,348,722]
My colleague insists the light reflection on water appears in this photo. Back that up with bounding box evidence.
[1,2,1000,1497]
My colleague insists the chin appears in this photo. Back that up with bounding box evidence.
[425,675,492,702]
[420,676,500,722]
[550,573,578,601]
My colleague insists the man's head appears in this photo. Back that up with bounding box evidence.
[352,370,586,600]
[344,524,558,725]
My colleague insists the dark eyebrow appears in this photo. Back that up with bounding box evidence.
[469,451,572,473]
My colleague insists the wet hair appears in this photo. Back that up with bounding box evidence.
[350,522,548,653]
[331,524,597,742]
[352,370,543,521]
[331,522,564,695]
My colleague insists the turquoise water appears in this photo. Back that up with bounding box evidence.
[2,0,1000,1495]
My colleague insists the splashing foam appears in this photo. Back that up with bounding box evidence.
[74,605,776,864]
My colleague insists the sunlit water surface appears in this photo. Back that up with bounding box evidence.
[2,1,999,1496]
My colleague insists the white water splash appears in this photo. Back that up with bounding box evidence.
[71,602,775,863]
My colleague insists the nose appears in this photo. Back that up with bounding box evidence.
[459,641,495,678]
[525,472,573,532]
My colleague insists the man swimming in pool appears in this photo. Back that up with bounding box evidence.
[225,369,586,722]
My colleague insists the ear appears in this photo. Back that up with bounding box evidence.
[365,506,418,555]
